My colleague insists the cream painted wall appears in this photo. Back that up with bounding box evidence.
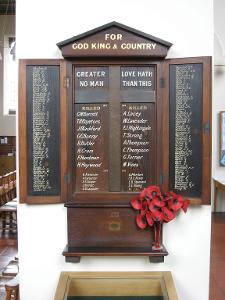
[213,0,225,211]
[0,16,16,136]
[16,0,213,300]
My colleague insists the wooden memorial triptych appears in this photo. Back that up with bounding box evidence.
[19,22,211,261]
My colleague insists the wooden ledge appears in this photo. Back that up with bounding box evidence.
[63,245,168,263]
[66,194,204,207]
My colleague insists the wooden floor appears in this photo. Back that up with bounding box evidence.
[0,213,223,300]
[0,232,17,300]
[209,213,225,300]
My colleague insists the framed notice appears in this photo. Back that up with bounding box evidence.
[220,111,225,166]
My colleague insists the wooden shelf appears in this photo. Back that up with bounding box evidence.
[0,156,16,175]
[63,245,168,263]
[0,136,16,157]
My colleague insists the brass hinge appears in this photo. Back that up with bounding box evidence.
[203,122,210,133]
[160,173,164,185]
[64,77,70,88]
[159,78,165,88]
[64,173,71,184]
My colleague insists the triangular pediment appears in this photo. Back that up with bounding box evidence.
[57,21,172,58]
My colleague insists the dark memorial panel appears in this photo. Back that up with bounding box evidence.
[75,66,109,103]
[120,66,155,89]
[73,65,157,195]
[121,103,155,192]
[74,104,109,192]
[169,64,203,197]
[120,66,155,102]
[26,65,60,196]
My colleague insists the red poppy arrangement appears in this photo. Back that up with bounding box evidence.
[130,185,189,229]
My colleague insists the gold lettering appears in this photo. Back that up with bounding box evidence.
[105,33,123,40]
[120,43,156,50]
[72,43,89,50]
[91,43,111,49]
[110,211,120,218]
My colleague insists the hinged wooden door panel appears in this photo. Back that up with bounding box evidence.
[163,57,211,205]
[19,59,68,204]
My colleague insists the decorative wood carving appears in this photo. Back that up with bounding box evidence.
[57,22,172,58]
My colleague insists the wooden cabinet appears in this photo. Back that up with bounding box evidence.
[0,136,16,175]
[0,156,16,176]
[0,136,16,156]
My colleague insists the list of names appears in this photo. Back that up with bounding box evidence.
[121,103,154,191]
[174,65,197,191]
[75,104,108,191]
[32,66,52,192]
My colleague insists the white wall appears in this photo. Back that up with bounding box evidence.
[16,1,213,300]
[0,15,16,136]
[213,0,225,211]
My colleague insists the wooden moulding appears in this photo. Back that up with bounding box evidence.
[62,245,168,264]
[54,271,178,300]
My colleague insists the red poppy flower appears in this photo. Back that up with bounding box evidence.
[151,210,163,222]
[146,212,154,226]
[148,201,161,213]
[140,200,148,214]
[136,214,147,229]
[130,185,188,230]
[167,195,183,211]
[165,191,177,198]
[131,196,142,210]
[162,206,175,222]
[164,191,177,201]
[182,200,189,213]
[145,185,161,199]
[140,188,147,200]
[152,196,165,208]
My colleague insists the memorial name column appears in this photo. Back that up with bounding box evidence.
[120,66,156,192]
[74,67,109,192]
[26,65,60,196]
[169,63,203,197]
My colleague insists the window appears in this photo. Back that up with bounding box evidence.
[3,35,17,115]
